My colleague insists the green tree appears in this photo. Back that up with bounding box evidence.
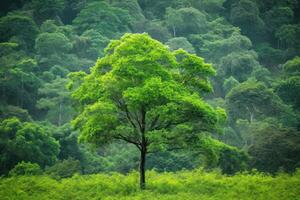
[73,1,131,38]
[35,32,77,71]
[45,158,81,179]
[226,80,296,126]
[190,29,252,62]
[275,24,300,50]
[35,32,72,57]
[0,12,38,50]
[176,7,208,36]
[246,121,300,173]
[264,6,294,35]
[111,0,145,22]
[276,56,300,110]
[74,29,109,60]
[165,7,183,37]
[8,161,42,176]
[223,76,239,94]
[144,20,171,43]
[69,33,225,189]
[0,117,60,174]
[199,0,225,14]
[230,0,265,40]
[32,0,65,23]
[219,50,260,82]
[50,123,82,161]
[165,37,195,53]
[0,44,41,112]
[37,77,74,126]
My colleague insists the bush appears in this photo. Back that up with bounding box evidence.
[8,161,42,176]
[45,158,81,179]
[1,169,299,199]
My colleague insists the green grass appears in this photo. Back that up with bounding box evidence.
[1,169,299,200]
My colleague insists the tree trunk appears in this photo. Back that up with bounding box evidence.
[139,147,146,190]
[172,26,176,37]
[58,101,62,126]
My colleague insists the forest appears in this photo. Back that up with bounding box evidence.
[0,0,300,199]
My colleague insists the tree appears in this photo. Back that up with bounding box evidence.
[0,12,38,50]
[223,76,239,94]
[73,1,131,38]
[226,80,296,126]
[143,20,171,43]
[49,123,82,161]
[230,0,265,40]
[264,6,294,34]
[35,32,72,57]
[74,29,109,60]
[276,56,300,110]
[0,117,60,174]
[69,33,225,189]
[165,37,196,53]
[0,44,41,112]
[45,158,81,179]
[165,7,183,37]
[8,161,42,176]
[282,56,300,75]
[199,0,225,14]
[189,29,252,62]
[35,32,77,71]
[246,122,300,173]
[275,24,300,50]
[32,0,65,23]
[37,77,75,126]
[219,50,260,82]
[111,0,145,22]
[175,7,208,36]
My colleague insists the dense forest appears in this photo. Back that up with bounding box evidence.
[0,0,300,199]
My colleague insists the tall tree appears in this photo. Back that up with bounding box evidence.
[226,80,296,127]
[68,33,225,189]
[37,77,74,126]
[165,7,183,37]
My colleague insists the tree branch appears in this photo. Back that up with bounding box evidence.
[124,106,138,129]
[149,114,160,131]
[113,134,142,150]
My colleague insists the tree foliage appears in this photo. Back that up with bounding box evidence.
[69,33,225,188]
[0,117,60,174]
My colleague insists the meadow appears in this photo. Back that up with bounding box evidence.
[1,169,299,200]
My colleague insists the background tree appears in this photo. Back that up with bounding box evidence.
[245,121,300,173]
[229,0,265,40]
[8,161,42,176]
[37,77,75,126]
[226,80,295,126]
[165,37,196,53]
[165,7,183,37]
[0,117,60,174]
[32,0,65,23]
[73,1,131,38]
[0,11,38,51]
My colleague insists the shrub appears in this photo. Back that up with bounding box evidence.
[8,161,42,176]
[45,158,81,179]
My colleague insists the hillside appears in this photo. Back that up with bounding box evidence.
[0,0,300,198]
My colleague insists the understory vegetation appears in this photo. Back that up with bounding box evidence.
[1,169,300,200]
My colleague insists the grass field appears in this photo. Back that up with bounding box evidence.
[1,169,299,200]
